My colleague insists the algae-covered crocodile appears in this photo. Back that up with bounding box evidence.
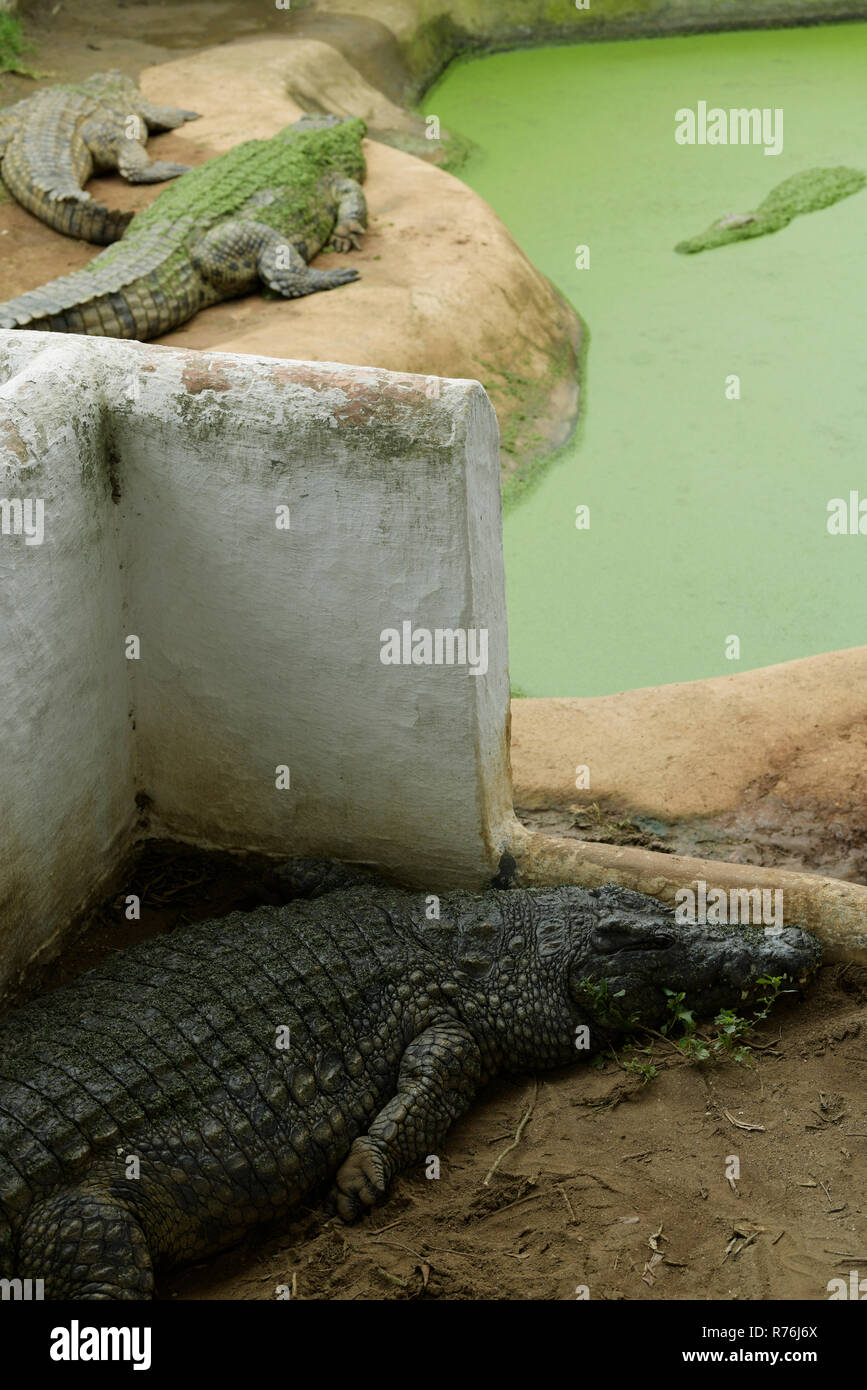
[675,166,866,255]
[0,114,367,338]
[0,72,200,245]
[0,858,820,1298]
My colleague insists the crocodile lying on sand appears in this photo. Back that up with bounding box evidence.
[0,113,367,338]
[675,166,866,254]
[0,858,820,1298]
[0,72,200,245]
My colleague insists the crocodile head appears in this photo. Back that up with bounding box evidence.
[550,883,822,1045]
[674,211,766,254]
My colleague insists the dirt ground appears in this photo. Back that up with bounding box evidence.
[8,831,864,1304]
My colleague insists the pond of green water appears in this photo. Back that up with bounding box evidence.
[429,25,867,696]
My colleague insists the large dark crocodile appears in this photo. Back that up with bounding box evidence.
[0,72,200,245]
[0,858,820,1299]
[0,114,367,338]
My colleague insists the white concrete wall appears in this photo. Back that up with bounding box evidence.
[0,341,138,990]
[0,331,514,993]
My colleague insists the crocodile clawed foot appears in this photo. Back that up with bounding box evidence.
[332,220,365,253]
[127,160,192,184]
[154,109,201,128]
[332,1136,389,1222]
[322,267,361,289]
[272,266,361,298]
[142,105,202,130]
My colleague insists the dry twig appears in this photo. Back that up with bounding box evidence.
[483,1079,538,1186]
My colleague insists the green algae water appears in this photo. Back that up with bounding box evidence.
[429,25,867,696]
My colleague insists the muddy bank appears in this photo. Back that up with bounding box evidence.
[511,647,867,880]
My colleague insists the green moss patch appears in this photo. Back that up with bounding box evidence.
[82,118,367,275]
[496,315,588,514]
[0,13,37,78]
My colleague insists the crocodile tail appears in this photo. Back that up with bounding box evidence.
[47,198,133,247]
[4,179,133,245]
[0,231,193,339]
[0,268,134,335]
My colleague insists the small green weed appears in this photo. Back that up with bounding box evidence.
[0,14,38,79]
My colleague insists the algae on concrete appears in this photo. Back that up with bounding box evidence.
[315,0,867,96]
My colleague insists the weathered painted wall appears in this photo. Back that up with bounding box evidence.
[0,341,137,987]
[0,331,515,993]
[4,332,867,993]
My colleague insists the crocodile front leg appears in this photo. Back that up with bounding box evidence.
[192,219,360,301]
[328,174,367,252]
[260,238,360,297]
[80,113,192,185]
[114,137,192,185]
[333,1020,483,1221]
[138,98,201,133]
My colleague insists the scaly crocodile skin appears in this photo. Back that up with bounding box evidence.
[0,858,820,1298]
[0,71,200,244]
[0,114,367,338]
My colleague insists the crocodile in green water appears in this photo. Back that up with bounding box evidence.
[675,167,866,255]
[0,114,367,338]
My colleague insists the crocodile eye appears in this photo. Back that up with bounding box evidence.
[592,923,676,953]
[591,924,635,953]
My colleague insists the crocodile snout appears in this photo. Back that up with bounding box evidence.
[716,925,821,992]
[570,903,822,1035]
